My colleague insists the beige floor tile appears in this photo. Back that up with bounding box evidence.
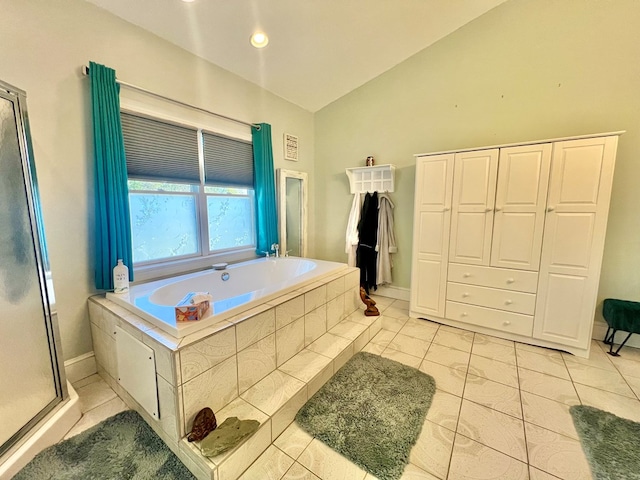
[419,359,466,397]
[76,377,118,413]
[574,383,640,422]
[383,306,410,320]
[474,332,515,347]
[457,400,527,462]
[517,368,580,405]
[329,319,369,341]
[424,343,470,372]
[369,295,395,309]
[448,434,529,480]
[381,348,423,369]
[397,463,441,480]
[515,342,563,360]
[566,361,636,398]
[525,423,592,480]
[529,466,562,479]
[239,445,294,480]
[426,389,462,431]
[361,342,386,356]
[432,329,474,353]
[392,299,410,310]
[471,336,516,365]
[64,396,128,439]
[624,374,640,399]
[387,333,431,358]
[463,374,522,419]
[297,438,368,480]
[520,392,578,440]
[369,329,397,347]
[274,422,314,460]
[608,343,640,362]
[409,420,455,479]
[516,350,570,380]
[399,319,439,342]
[282,462,321,480]
[380,315,409,333]
[72,373,102,389]
[561,342,616,372]
[468,354,519,388]
[609,354,640,378]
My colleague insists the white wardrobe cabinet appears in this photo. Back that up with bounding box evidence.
[410,132,621,357]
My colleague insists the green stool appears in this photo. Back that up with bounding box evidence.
[602,298,640,356]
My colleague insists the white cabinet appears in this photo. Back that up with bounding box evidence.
[533,136,618,348]
[410,132,621,357]
[410,154,454,317]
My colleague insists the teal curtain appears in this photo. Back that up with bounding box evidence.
[252,123,279,255]
[90,61,133,290]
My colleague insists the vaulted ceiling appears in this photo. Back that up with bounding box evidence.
[86,0,508,112]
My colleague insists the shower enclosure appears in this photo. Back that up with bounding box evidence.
[0,80,68,461]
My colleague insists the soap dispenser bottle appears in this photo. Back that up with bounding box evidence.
[113,259,129,294]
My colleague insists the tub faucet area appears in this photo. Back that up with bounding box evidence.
[271,243,280,257]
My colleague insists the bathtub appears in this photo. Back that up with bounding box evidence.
[106,256,349,338]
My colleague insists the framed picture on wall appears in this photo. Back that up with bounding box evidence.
[284,133,298,161]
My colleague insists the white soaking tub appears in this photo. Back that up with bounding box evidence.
[107,256,348,338]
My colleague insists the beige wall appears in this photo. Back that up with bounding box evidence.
[315,0,640,321]
[0,0,315,360]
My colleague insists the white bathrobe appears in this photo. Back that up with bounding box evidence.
[345,193,362,267]
[376,193,397,285]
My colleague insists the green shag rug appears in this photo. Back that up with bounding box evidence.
[12,410,195,480]
[570,405,640,480]
[295,352,436,480]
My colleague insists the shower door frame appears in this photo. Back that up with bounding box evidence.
[0,80,67,458]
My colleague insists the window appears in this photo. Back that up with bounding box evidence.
[121,112,255,268]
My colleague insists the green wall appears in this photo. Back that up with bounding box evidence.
[315,0,640,311]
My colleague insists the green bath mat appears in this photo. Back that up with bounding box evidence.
[570,404,640,480]
[295,352,436,480]
[13,410,195,480]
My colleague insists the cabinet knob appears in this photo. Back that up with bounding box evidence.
[505,299,513,305]
[503,321,511,326]
[462,292,470,298]
[547,206,555,212]
[495,207,502,212]
[506,278,515,284]
[461,312,468,317]
[443,207,451,212]
[463,273,471,278]
[485,208,492,212]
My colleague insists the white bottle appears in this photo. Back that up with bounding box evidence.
[113,259,129,294]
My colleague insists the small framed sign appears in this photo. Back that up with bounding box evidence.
[284,133,299,161]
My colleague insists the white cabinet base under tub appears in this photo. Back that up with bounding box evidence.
[410,132,623,359]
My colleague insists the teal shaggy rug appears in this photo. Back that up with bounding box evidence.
[295,352,436,480]
[570,405,640,480]
[13,410,195,480]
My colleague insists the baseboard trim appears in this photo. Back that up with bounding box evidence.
[373,285,410,302]
[64,351,97,384]
[592,319,640,349]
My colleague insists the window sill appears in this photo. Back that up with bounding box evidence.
[131,248,257,284]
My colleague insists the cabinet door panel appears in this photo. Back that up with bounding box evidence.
[534,136,618,348]
[449,149,498,266]
[411,154,454,317]
[491,144,551,270]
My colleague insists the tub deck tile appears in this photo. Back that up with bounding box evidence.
[278,349,333,384]
[306,332,352,360]
[240,370,306,417]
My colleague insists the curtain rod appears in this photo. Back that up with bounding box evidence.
[81,65,260,130]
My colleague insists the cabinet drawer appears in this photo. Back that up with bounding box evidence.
[446,282,536,315]
[448,263,538,293]
[446,301,534,337]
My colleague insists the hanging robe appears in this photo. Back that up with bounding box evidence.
[356,192,378,294]
[376,193,397,286]
[345,192,362,267]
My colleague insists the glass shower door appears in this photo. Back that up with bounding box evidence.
[0,84,65,457]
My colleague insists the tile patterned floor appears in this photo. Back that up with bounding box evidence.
[68,295,640,480]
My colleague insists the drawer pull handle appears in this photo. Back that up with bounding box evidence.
[547,206,556,212]
[461,312,468,317]
[495,207,502,212]
[463,273,471,278]
[462,292,470,298]
[485,208,492,212]
[506,278,515,284]
[503,321,511,326]
[443,207,451,212]
[505,299,513,305]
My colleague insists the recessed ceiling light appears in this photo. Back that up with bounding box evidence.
[250,32,269,48]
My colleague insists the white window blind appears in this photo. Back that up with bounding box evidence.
[202,130,254,188]
[121,112,200,183]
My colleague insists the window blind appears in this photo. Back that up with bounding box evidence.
[121,112,200,183]
[203,131,254,188]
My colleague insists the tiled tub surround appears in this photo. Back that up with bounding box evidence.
[88,266,376,480]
